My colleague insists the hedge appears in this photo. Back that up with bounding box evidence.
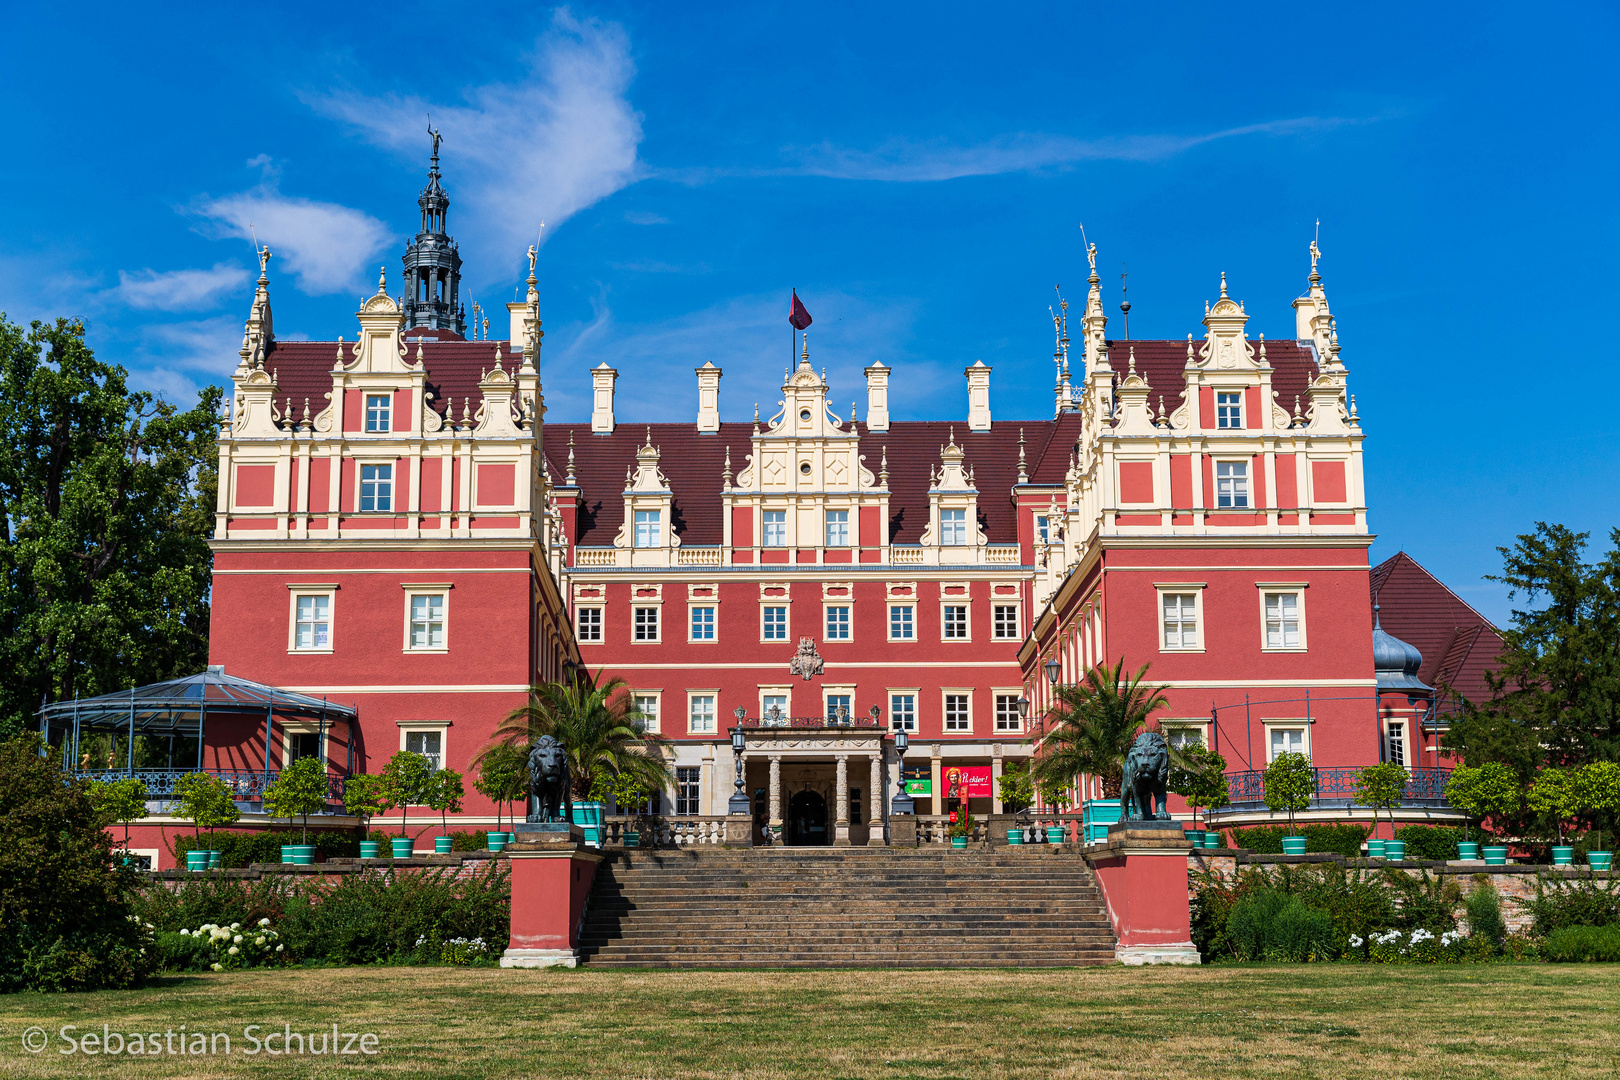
[1228,823,1370,858]
[1541,924,1620,963]
[1394,825,1466,861]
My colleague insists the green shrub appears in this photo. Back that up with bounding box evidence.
[1394,825,1467,862]
[135,873,296,932]
[1226,889,1291,960]
[153,930,214,972]
[1462,878,1507,947]
[1541,924,1620,962]
[1226,889,1335,961]
[172,828,363,868]
[1524,874,1620,937]
[1229,823,1370,858]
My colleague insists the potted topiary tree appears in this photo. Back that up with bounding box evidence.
[1037,778,1071,844]
[262,756,331,864]
[91,776,149,864]
[1444,764,1485,860]
[1355,761,1410,860]
[1527,766,1576,865]
[1575,760,1619,871]
[996,762,1034,845]
[599,771,654,848]
[173,772,239,871]
[424,768,464,854]
[1468,761,1522,865]
[342,773,390,858]
[948,804,977,850]
[1263,752,1315,855]
[474,741,528,851]
[1170,743,1229,848]
[380,750,435,858]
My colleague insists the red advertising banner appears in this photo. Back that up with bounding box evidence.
[943,765,992,799]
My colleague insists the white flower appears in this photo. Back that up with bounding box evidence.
[258,918,271,927]
[228,946,240,956]
[255,936,266,946]
[230,922,241,931]
[180,929,191,937]
[232,935,243,944]
[211,963,223,972]
[276,944,284,953]
[1348,934,1364,948]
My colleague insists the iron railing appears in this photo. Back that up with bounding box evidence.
[1219,767,1452,811]
[737,714,885,730]
[76,768,349,808]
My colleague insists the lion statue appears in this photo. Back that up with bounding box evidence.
[526,735,573,824]
[1120,730,1171,821]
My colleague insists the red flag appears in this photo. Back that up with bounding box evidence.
[789,289,813,330]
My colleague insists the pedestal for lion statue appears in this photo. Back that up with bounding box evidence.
[501,736,602,969]
[1084,730,1200,965]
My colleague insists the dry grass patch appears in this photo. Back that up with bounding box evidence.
[2,965,1619,1079]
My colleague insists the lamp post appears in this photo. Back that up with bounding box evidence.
[728,708,751,815]
[890,714,914,817]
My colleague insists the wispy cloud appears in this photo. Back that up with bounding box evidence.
[193,179,393,296]
[305,9,642,285]
[623,210,669,225]
[124,314,244,401]
[113,263,250,311]
[782,115,1371,182]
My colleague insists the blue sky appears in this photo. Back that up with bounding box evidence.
[3,2,1617,624]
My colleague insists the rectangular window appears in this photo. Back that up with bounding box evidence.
[633,694,659,734]
[690,606,716,641]
[825,510,849,547]
[890,694,916,732]
[633,607,659,642]
[762,606,788,641]
[633,509,661,547]
[675,767,701,816]
[1264,592,1301,649]
[288,731,321,763]
[995,694,1022,732]
[943,605,968,640]
[1269,727,1307,761]
[405,730,441,770]
[1386,722,1406,768]
[688,694,716,734]
[826,694,851,723]
[944,694,970,732]
[365,394,392,433]
[576,607,602,642]
[1036,515,1049,544]
[1215,461,1249,509]
[1162,593,1199,649]
[762,510,787,547]
[940,508,967,546]
[293,595,330,650]
[408,593,445,649]
[1216,391,1242,429]
[889,605,914,640]
[825,606,851,640]
[761,694,788,721]
[993,604,1019,640]
[359,463,393,512]
[1165,726,1204,750]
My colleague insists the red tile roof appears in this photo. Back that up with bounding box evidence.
[1370,552,1506,713]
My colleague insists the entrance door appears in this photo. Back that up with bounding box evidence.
[787,790,827,846]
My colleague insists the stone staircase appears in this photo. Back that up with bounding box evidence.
[578,846,1117,968]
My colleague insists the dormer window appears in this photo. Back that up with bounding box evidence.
[359,464,392,512]
[1216,391,1242,429]
[634,510,661,547]
[940,508,968,546]
[365,394,392,433]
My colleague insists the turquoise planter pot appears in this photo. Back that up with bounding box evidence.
[280,845,297,864]
[1005,829,1024,846]
[951,836,968,849]
[1552,846,1574,866]
[433,836,453,855]
[390,838,414,859]
[186,851,210,872]
[1187,829,1206,848]
[1281,836,1308,856]
[1483,845,1509,865]
[1366,838,1386,859]
[1046,826,1067,845]
[208,850,222,869]
[358,841,380,858]
[1588,852,1613,872]
[290,845,315,865]
[571,801,605,847]
[1457,842,1481,861]
[620,830,640,849]
[1384,840,1406,861]
[487,835,507,853]
[1082,799,1121,843]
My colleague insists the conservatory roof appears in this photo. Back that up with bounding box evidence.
[37,666,357,733]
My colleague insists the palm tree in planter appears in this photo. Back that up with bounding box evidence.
[1263,752,1316,854]
[490,670,672,843]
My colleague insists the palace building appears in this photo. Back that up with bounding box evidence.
[70,147,1480,866]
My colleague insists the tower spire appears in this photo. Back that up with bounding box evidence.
[402,127,465,336]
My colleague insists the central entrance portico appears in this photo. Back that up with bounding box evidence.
[738,720,893,846]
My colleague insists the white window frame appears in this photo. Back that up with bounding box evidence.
[760,604,789,643]
[993,691,1024,733]
[889,690,918,732]
[1384,718,1408,768]
[824,604,851,641]
[1257,584,1308,652]
[1215,390,1242,430]
[992,603,1019,640]
[941,603,970,642]
[1264,719,1313,763]
[633,605,661,643]
[824,509,849,548]
[824,690,854,723]
[888,604,915,641]
[942,689,973,733]
[364,393,392,433]
[280,720,329,767]
[1155,584,1206,653]
[1214,459,1250,510]
[287,586,336,653]
[687,692,718,734]
[762,510,787,547]
[758,686,792,722]
[1162,722,1208,750]
[633,509,661,548]
[688,604,717,643]
[631,691,661,735]
[576,606,604,644]
[940,507,968,546]
[358,462,394,513]
[1035,514,1049,544]
[402,585,450,653]
[397,720,451,777]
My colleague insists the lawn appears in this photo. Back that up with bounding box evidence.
[2,965,1619,1079]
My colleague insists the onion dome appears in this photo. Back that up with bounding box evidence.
[1372,604,1430,692]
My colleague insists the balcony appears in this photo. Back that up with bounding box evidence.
[76,768,351,813]
[1214,767,1452,813]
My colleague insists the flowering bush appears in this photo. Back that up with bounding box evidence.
[1348,927,1468,963]
[417,934,497,966]
[176,918,286,971]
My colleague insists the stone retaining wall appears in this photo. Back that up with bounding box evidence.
[141,852,506,889]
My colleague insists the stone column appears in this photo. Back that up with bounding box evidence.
[867,753,885,846]
[768,755,782,839]
[930,745,943,821]
[834,754,850,846]
[991,744,1004,815]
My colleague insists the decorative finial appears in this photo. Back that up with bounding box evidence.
[461,397,471,425]
[1310,221,1322,284]
[644,425,653,450]
[1017,428,1028,484]
[722,445,733,489]
[1219,271,1228,298]
[1156,395,1168,428]
[335,337,345,362]
[1348,395,1360,423]
[1127,346,1136,375]
[1119,265,1130,340]
[416,341,425,364]
[566,431,576,486]
[801,332,809,363]
[1293,395,1303,426]
[377,266,388,295]
[1258,333,1267,363]
[1186,333,1195,363]
[851,401,858,425]
[880,446,889,485]
[493,345,503,372]
[753,402,760,435]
